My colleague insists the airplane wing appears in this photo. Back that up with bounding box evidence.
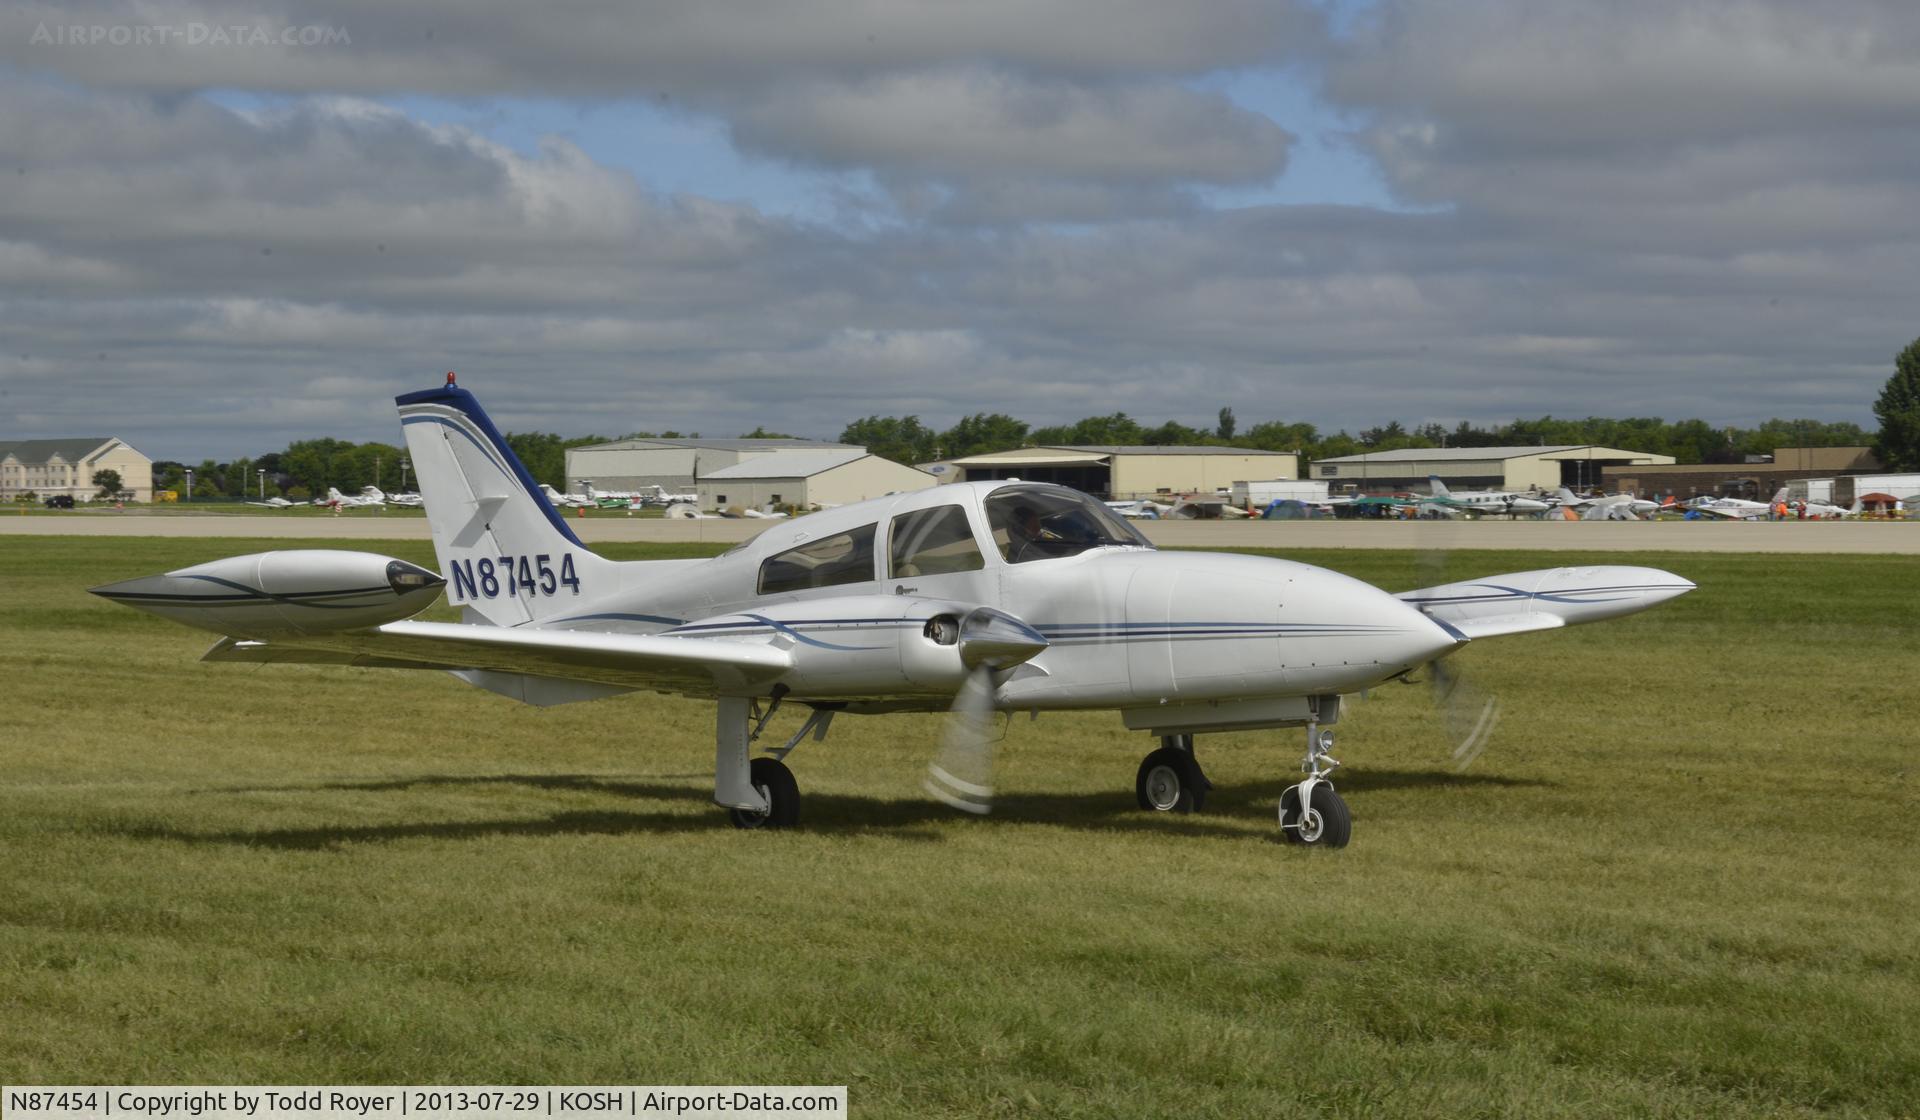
[202,619,794,697]
[1398,565,1695,638]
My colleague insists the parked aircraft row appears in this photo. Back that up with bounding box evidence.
[241,478,1859,524]
[246,486,417,510]
[539,483,700,510]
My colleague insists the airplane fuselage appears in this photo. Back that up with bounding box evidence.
[454,481,1464,719]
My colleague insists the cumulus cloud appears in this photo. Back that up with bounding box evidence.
[3,1,1917,458]
[1,1,1317,222]
[1,0,1319,94]
[726,69,1292,219]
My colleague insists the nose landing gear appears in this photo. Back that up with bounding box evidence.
[1279,722,1350,848]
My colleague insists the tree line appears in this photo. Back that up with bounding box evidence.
[151,335,1920,498]
[154,414,1875,500]
[838,410,1874,471]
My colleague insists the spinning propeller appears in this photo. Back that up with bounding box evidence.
[1427,653,1501,770]
[923,608,1048,814]
[1411,535,1502,771]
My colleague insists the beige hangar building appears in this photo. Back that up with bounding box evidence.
[566,436,862,495]
[1,437,154,503]
[1311,445,1675,494]
[939,445,1299,500]
[696,450,937,511]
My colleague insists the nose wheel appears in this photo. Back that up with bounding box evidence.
[1279,782,1349,847]
[1280,724,1350,848]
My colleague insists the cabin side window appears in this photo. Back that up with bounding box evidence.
[757,524,878,594]
[889,505,985,578]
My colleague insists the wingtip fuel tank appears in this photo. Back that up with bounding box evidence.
[91,550,445,638]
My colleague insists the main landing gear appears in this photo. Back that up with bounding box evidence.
[1135,734,1212,814]
[714,692,834,830]
[1279,721,1350,848]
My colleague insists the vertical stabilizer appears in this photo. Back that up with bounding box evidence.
[395,376,614,626]
[1428,474,1453,498]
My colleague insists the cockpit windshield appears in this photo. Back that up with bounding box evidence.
[984,483,1153,564]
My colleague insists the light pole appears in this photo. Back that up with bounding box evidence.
[400,459,410,493]
[257,468,265,500]
[184,468,193,503]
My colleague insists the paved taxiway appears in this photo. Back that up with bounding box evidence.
[4,511,1914,553]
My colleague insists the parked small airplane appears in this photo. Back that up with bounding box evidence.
[387,490,426,508]
[584,484,697,508]
[539,484,596,510]
[314,486,386,510]
[1104,498,1172,520]
[638,484,699,506]
[1792,499,1850,519]
[1427,477,1552,518]
[91,376,1695,848]
[1552,488,1668,521]
[1161,493,1250,519]
[661,502,790,520]
[245,497,299,510]
[1688,489,1789,520]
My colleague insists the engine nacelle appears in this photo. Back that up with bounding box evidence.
[91,550,445,639]
[666,595,1047,700]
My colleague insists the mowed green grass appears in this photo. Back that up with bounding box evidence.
[1,537,1914,1118]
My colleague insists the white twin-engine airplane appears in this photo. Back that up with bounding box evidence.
[91,377,1695,848]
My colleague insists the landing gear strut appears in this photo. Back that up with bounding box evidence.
[1279,719,1350,848]
[716,693,833,830]
[1136,734,1212,814]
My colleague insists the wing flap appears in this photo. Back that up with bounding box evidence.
[202,620,793,696]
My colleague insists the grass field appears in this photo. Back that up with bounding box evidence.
[2,537,1914,1118]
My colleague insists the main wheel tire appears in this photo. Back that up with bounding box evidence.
[1279,784,1351,848]
[1135,746,1205,814]
[727,757,800,830]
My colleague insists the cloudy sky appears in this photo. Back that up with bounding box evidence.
[2,1,1916,460]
